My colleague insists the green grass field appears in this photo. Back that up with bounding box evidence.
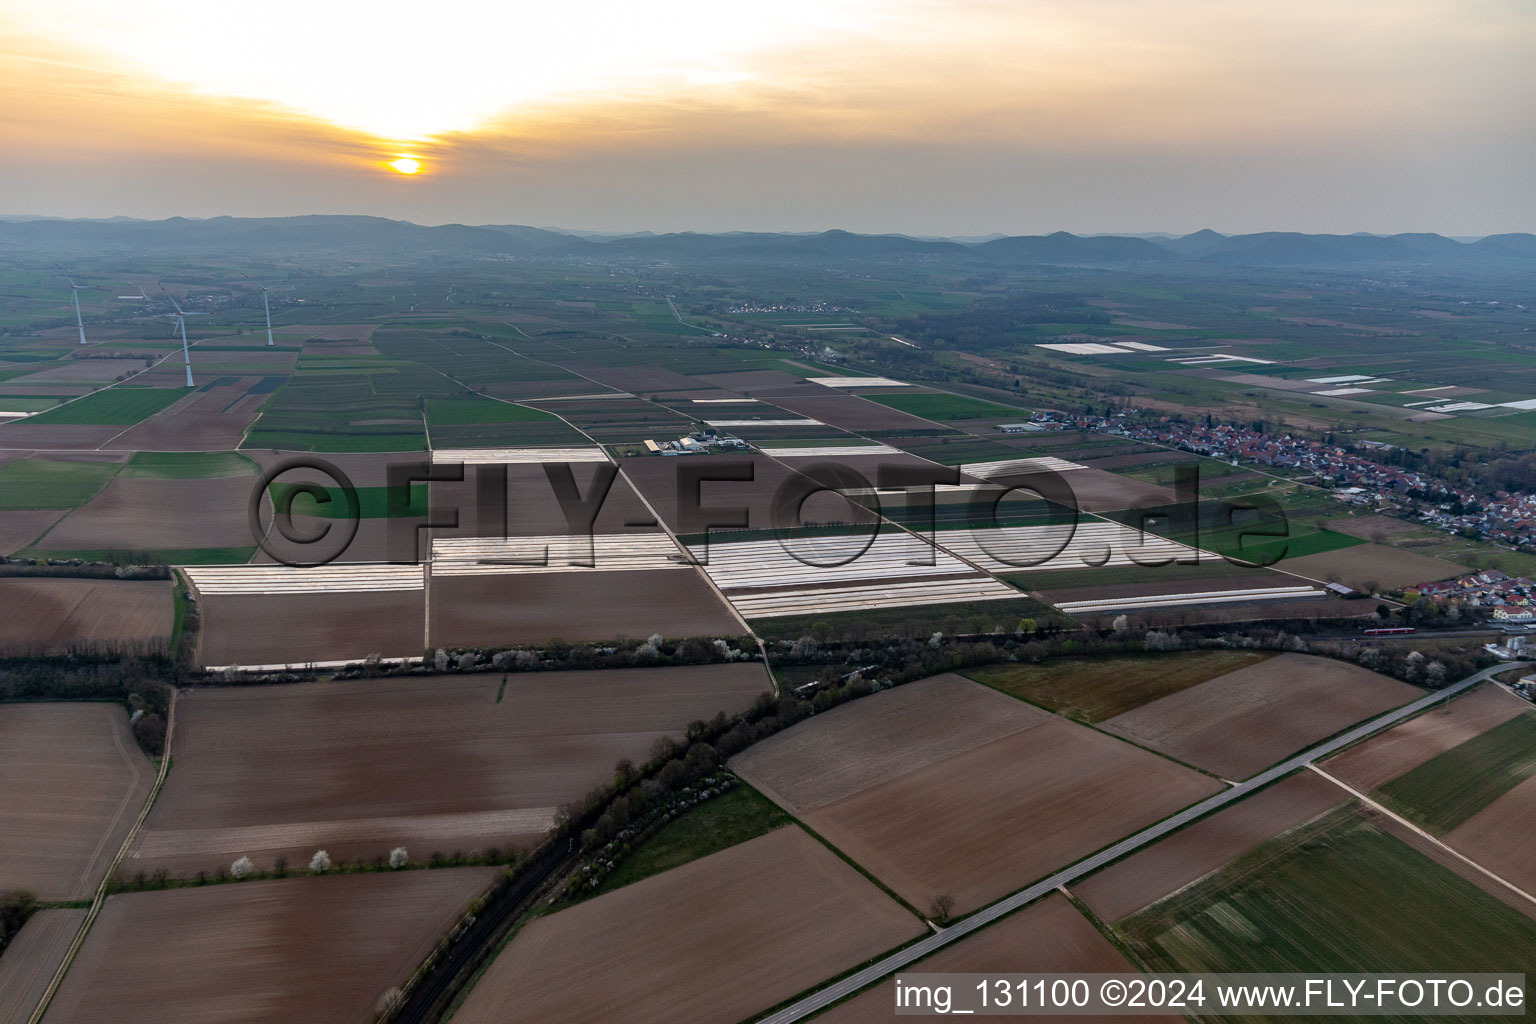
[267,482,428,519]
[1374,713,1536,833]
[122,451,260,479]
[26,388,187,425]
[967,650,1275,722]
[1119,809,1536,1014]
[0,457,120,509]
[868,392,1029,421]
[578,782,791,903]
[424,398,558,425]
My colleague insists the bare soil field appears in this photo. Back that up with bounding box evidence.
[982,466,1174,513]
[816,894,1177,1024]
[797,720,1222,914]
[0,578,171,655]
[1326,514,1425,542]
[1324,684,1530,792]
[453,826,921,1024]
[129,665,768,874]
[1280,543,1468,589]
[621,453,882,535]
[735,675,1222,915]
[0,508,64,554]
[108,377,272,451]
[1074,772,1349,922]
[429,462,657,538]
[197,590,424,667]
[0,423,123,449]
[44,869,495,1024]
[1033,571,1303,606]
[0,908,86,1024]
[693,369,808,391]
[0,703,154,899]
[430,568,742,647]
[12,358,150,382]
[39,476,256,551]
[1101,653,1421,780]
[764,393,946,433]
[1070,593,1376,630]
[1445,773,1536,898]
[733,674,1052,812]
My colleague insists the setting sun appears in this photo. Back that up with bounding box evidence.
[389,157,422,175]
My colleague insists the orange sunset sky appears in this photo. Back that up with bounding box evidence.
[2,0,1533,234]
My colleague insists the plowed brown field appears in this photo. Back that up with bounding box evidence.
[0,703,153,899]
[1101,653,1420,779]
[129,664,769,875]
[44,869,495,1024]
[453,826,921,1024]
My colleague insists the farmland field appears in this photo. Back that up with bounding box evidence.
[816,894,1178,1024]
[0,456,120,509]
[733,673,1223,914]
[1374,711,1536,833]
[129,665,770,874]
[195,589,424,667]
[1100,653,1421,779]
[1324,683,1530,792]
[43,869,496,1024]
[1117,809,1536,1013]
[452,826,922,1024]
[0,908,86,1024]
[866,392,1027,420]
[32,472,255,554]
[1444,772,1536,896]
[120,450,259,479]
[966,650,1276,723]
[0,508,64,553]
[1278,542,1468,589]
[0,703,154,899]
[0,578,171,655]
[24,387,186,425]
[1073,771,1348,922]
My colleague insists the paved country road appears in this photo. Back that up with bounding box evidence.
[756,661,1531,1024]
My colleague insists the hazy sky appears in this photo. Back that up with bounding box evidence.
[2,0,1533,235]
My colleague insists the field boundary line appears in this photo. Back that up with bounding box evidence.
[1307,764,1536,911]
[28,690,178,1024]
[752,661,1526,1024]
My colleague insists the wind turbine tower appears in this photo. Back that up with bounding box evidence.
[261,285,275,346]
[165,295,205,388]
[67,278,86,345]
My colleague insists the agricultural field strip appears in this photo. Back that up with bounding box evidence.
[759,444,903,457]
[687,532,978,590]
[731,577,1023,617]
[805,377,911,388]
[430,534,687,575]
[706,418,824,427]
[963,456,1088,476]
[1055,586,1323,613]
[756,661,1518,1024]
[429,446,610,464]
[183,563,425,595]
[130,808,556,859]
[933,521,1201,573]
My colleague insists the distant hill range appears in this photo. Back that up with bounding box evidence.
[2,215,1533,269]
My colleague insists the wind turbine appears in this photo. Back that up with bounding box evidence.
[259,284,275,346]
[66,277,87,345]
[162,292,207,388]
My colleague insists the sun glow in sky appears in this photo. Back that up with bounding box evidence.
[1,0,1532,232]
[389,157,422,176]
